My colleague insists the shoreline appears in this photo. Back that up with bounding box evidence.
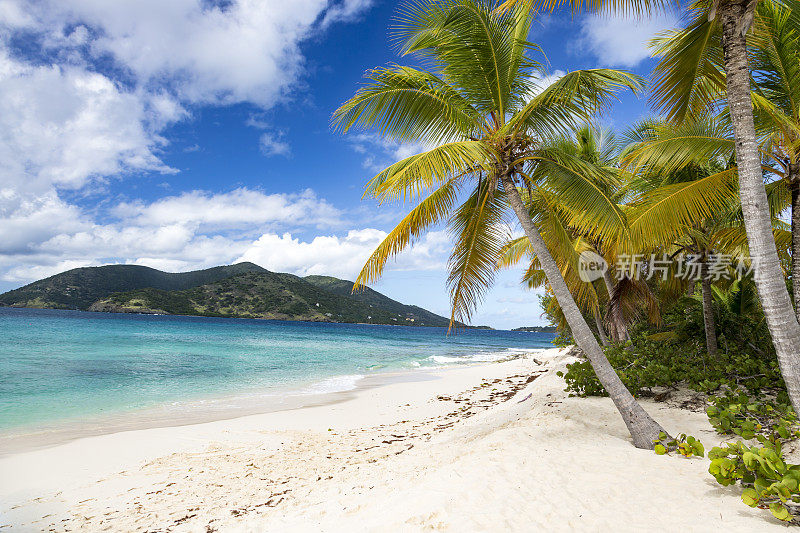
[0,349,537,457]
[1,305,480,329]
[1,349,555,530]
[1,346,789,532]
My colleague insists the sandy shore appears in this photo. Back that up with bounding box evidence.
[0,347,791,532]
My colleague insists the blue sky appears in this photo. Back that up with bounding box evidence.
[0,0,681,329]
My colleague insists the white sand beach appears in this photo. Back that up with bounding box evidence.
[0,347,790,532]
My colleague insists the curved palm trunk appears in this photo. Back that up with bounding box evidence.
[501,174,666,449]
[720,1,800,415]
[595,312,610,346]
[700,260,719,357]
[791,178,800,320]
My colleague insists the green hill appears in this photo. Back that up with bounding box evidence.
[304,275,453,326]
[0,262,267,310]
[0,263,455,327]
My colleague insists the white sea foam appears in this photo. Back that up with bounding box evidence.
[427,348,543,366]
[300,374,365,395]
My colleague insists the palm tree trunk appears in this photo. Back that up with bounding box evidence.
[595,312,610,346]
[602,270,630,342]
[501,174,666,449]
[719,1,800,416]
[700,259,719,357]
[791,177,800,320]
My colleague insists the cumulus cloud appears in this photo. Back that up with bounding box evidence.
[0,187,346,278]
[1,219,448,286]
[0,191,88,255]
[238,229,448,280]
[579,12,678,67]
[0,0,376,188]
[0,50,174,193]
[113,188,341,230]
[6,0,375,108]
[0,0,379,285]
[0,1,378,194]
[0,183,450,287]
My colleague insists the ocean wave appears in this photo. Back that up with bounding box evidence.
[300,374,365,395]
[426,348,541,366]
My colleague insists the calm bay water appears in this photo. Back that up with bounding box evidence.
[0,308,554,433]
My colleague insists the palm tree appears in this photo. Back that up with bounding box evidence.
[623,120,740,356]
[623,117,794,355]
[650,0,800,312]
[503,0,800,422]
[496,184,614,346]
[498,126,653,345]
[738,1,800,315]
[333,0,667,448]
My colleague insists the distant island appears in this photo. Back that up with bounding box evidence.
[0,262,466,328]
[512,326,557,333]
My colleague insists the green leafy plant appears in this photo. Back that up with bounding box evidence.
[557,361,607,397]
[556,329,786,400]
[708,440,800,523]
[706,392,800,442]
[653,431,705,458]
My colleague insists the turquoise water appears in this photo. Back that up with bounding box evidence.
[0,308,554,432]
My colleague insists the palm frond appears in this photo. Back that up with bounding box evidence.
[649,2,725,123]
[497,236,533,268]
[396,0,537,118]
[525,147,629,241]
[507,69,644,137]
[366,140,490,202]
[497,0,675,18]
[355,179,461,289]
[447,179,508,328]
[332,65,483,144]
[627,167,739,247]
[621,117,736,175]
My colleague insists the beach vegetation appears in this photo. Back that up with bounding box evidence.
[709,439,800,522]
[643,0,800,418]
[653,431,705,457]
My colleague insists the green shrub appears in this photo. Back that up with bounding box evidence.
[653,432,704,458]
[709,439,800,523]
[656,391,800,524]
[706,392,800,442]
[556,361,605,397]
[556,332,785,399]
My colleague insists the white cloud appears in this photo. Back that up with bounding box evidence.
[0,185,440,286]
[0,50,174,193]
[0,0,380,286]
[0,190,88,255]
[6,0,375,108]
[1,219,449,286]
[113,188,341,230]
[2,260,96,283]
[259,131,291,157]
[320,0,373,28]
[238,229,448,279]
[0,1,377,186]
[579,12,678,67]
